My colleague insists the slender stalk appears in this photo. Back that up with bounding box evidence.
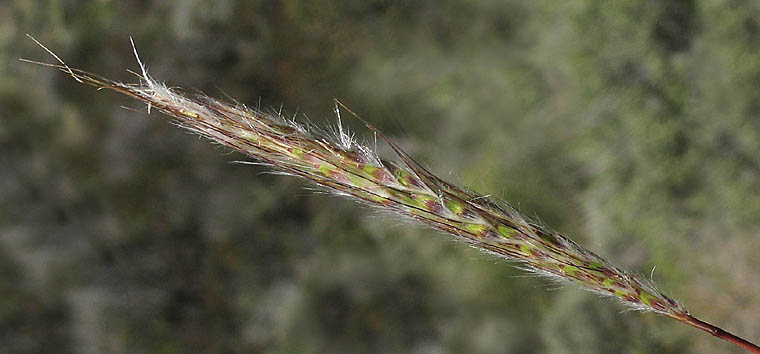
[678,315,760,353]
[22,35,760,353]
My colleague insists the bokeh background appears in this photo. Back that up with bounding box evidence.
[2,1,760,353]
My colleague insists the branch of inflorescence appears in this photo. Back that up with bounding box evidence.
[20,34,760,353]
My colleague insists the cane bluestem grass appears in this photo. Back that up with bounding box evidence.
[22,35,760,353]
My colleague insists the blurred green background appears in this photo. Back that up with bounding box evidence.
[2,1,759,353]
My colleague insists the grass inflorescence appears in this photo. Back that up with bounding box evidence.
[22,35,760,353]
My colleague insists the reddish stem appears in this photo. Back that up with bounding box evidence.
[678,314,760,353]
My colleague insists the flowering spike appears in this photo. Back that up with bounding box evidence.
[23,37,760,353]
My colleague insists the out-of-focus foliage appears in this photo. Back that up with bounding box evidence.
[2,1,758,353]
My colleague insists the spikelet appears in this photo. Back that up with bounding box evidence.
[23,36,760,353]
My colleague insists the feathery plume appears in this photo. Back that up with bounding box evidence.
[22,35,760,353]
